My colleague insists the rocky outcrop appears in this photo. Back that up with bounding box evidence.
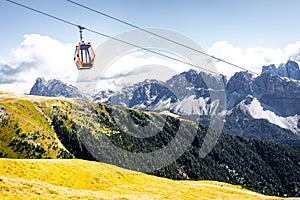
[226,71,253,109]
[29,77,87,99]
[253,73,300,116]
[262,60,300,80]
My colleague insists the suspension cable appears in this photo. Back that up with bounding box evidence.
[5,0,218,75]
[66,0,258,75]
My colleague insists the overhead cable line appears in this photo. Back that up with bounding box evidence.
[66,0,259,76]
[6,0,78,27]
[5,0,291,98]
[5,0,218,75]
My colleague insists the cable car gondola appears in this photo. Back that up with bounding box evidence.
[74,26,95,70]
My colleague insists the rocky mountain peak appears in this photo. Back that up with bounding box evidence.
[226,71,253,94]
[29,77,87,99]
[128,80,177,109]
[262,64,277,75]
[93,89,114,103]
[254,73,300,116]
[261,60,300,80]
[182,69,199,83]
[286,60,300,80]
[30,77,46,96]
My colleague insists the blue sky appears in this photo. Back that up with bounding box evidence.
[2,0,300,50]
[1,0,300,93]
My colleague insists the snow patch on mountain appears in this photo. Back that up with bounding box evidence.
[93,90,115,103]
[172,95,210,115]
[240,97,300,133]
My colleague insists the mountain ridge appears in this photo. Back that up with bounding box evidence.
[28,60,300,146]
[30,77,88,99]
[262,60,300,80]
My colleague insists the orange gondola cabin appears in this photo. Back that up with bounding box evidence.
[74,26,95,70]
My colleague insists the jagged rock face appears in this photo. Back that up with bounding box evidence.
[223,101,300,146]
[261,60,300,80]
[93,90,114,103]
[29,77,86,99]
[96,67,299,118]
[105,85,135,107]
[166,70,226,100]
[225,71,253,109]
[224,70,300,117]
[254,73,286,95]
[226,71,253,94]
[286,60,300,80]
[262,64,277,76]
[277,63,287,77]
[29,77,47,96]
[110,70,227,114]
[129,80,177,109]
[254,73,300,116]
[165,70,202,100]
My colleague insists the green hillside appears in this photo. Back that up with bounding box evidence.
[0,159,281,200]
[1,91,300,197]
[0,92,72,159]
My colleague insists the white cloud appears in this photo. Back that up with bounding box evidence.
[106,52,192,77]
[285,41,300,62]
[0,34,196,94]
[93,51,194,92]
[2,34,300,94]
[206,41,300,77]
[0,34,77,93]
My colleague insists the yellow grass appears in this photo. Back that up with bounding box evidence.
[0,159,288,200]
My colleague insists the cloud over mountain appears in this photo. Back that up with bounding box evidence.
[0,34,76,93]
[207,41,300,76]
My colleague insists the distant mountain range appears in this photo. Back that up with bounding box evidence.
[29,60,300,146]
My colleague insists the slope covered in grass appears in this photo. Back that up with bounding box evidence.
[0,92,72,159]
[0,158,281,200]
